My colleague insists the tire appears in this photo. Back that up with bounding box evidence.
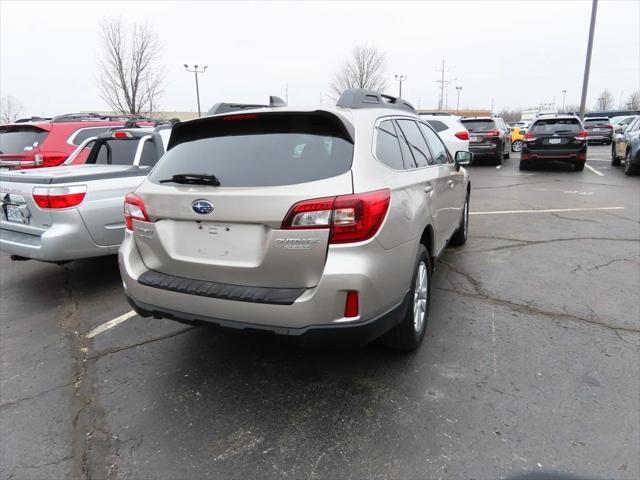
[611,144,621,166]
[624,150,640,175]
[495,145,503,165]
[449,193,469,247]
[574,162,585,172]
[512,140,523,152]
[381,245,431,352]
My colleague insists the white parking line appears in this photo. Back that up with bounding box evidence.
[470,206,624,215]
[86,310,137,338]
[585,163,605,176]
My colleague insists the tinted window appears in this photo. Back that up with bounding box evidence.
[71,127,111,145]
[460,119,496,132]
[151,113,353,187]
[424,120,448,132]
[585,118,610,126]
[138,140,159,167]
[419,123,450,165]
[375,120,404,170]
[93,139,140,165]
[532,119,581,134]
[0,127,48,153]
[396,119,432,167]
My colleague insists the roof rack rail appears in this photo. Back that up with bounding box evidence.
[206,96,288,116]
[50,112,156,123]
[13,116,50,123]
[418,111,452,116]
[336,89,416,113]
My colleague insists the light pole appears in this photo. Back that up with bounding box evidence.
[184,64,208,117]
[562,90,567,112]
[455,86,463,114]
[579,0,598,120]
[395,74,407,98]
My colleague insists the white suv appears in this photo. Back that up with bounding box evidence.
[419,113,470,158]
[119,89,471,351]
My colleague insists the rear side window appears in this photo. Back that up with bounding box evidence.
[0,127,48,153]
[396,119,432,167]
[375,120,404,170]
[92,139,140,165]
[460,119,496,132]
[424,120,448,132]
[152,113,354,187]
[532,119,581,134]
[70,127,111,146]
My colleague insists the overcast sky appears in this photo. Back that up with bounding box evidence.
[1,0,638,116]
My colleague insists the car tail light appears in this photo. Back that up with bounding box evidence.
[32,185,87,209]
[485,129,500,137]
[520,154,530,161]
[282,189,391,244]
[124,193,150,230]
[524,131,537,142]
[455,131,469,140]
[344,291,359,318]
[574,130,588,141]
[33,152,68,167]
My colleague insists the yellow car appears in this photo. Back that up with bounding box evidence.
[511,126,526,152]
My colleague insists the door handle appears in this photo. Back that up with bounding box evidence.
[424,185,434,194]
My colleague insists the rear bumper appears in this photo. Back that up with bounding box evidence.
[521,147,586,163]
[0,221,117,262]
[468,143,500,156]
[119,230,415,336]
[586,132,612,142]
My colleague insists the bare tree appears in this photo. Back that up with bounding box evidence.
[97,18,165,115]
[595,89,614,110]
[330,46,388,98]
[498,109,521,123]
[0,95,24,124]
[625,90,640,110]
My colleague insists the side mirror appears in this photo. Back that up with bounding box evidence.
[615,126,624,134]
[455,151,472,166]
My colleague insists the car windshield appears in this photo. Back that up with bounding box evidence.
[0,127,49,154]
[460,119,495,132]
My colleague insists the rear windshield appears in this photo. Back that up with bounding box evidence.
[151,113,354,187]
[460,119,495,132]
[0,127,48,154]
[532,119,582,134]
[585,118,610,125]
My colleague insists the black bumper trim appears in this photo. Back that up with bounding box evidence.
[125,291,411,346]
[137,270,305,305]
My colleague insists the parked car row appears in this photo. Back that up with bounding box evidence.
[1,89,472,351]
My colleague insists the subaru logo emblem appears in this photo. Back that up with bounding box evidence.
[191,199,214,215]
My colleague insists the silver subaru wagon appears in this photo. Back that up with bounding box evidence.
[119,89,471,350]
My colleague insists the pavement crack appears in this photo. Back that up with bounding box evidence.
[469,235,639,254]
[551,213,600,224]
[87,326,196,361]
[0,381,73,410]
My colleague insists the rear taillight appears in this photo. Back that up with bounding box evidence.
[344,291,359,318]
[524,132,537,142]
[124,193,150,230]
[32,185,87,209]
[485,129,500,137]
[574,130,588,141]
[282,189,391,244]
[455,131,469,140]
[34,152,68,167]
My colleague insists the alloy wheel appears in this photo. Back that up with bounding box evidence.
[413,261,428,333]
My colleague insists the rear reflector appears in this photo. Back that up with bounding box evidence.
[124,193,150,230]
[33,185,87,209]
[455,131,469,140]
[282,189,391,244]
[344,291,359,318]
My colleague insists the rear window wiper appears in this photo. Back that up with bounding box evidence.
[158,173,221,186]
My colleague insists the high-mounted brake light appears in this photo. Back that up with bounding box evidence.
[485,129,500,137]
[455,131,469,140]
[574,130,588,141]
[33,185,87,209]
[282,189,391,244]
[222,113,258,121]
[113,131,133,139]
[124,193,150,230]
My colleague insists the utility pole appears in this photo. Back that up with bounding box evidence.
[455,86,463,114]
[395,74,407,98]
[184,64,207,117]
[579,0,598,120]
[285,84,289,104]
[491,98,494,113]
[562,90,567,112]
[436,60,449,110]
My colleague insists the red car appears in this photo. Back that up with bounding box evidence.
[0,113,153,170]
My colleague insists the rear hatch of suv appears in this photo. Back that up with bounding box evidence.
[460,118,499,145]
[132,111,355,289]
[525,118,585,152]
[0,125,51,168]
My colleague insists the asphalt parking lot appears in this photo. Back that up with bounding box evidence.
[1,145,638,480]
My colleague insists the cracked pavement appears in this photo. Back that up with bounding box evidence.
[1,145,639,479]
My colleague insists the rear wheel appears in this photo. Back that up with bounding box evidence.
[381,245,430,352]
[512,140,523,152]
[495,145,503,165]
[611,144,621,166]
[575,162,585,172]
[449,193,469,246]
[624,150,639,175]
